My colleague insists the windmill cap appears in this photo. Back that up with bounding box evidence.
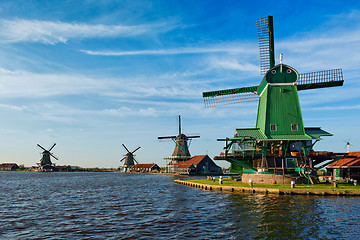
[265,64,299,84]
[176,133,188,140]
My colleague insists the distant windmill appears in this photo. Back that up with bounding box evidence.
[37,143,59,171]
[158,115,200,163]
[344,139,353,153]
[120,144,140,172]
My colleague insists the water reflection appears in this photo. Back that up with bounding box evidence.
[221,193,360,239]
[1,172,359,239]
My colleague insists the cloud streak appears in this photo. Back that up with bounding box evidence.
[0,19,172,44]
[81,44,256,56]
[104,107,158,117]
[0,103,27,111]
[308,104,360,111]
[0,67,208,103]
[0,69,105,97]
[209,57,259,72]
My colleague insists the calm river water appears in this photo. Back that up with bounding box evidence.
[1,172,359,239]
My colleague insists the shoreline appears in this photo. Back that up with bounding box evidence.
[174,179,360,196]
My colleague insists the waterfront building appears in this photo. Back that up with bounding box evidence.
[173,155,222,175]
[130,163,161,172]
[326,151,360,181]
[0,163,19,171]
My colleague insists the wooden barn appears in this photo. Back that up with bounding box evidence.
[131,163,161,172]
[0,163,19,171]
[175,155,222,174]
[326,151,360,181]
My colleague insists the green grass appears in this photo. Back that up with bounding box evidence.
[185,178,360,191]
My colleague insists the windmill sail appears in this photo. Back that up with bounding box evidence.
[49,143,56,151]
[203,86,259,108]
[122,144,130,153]
[297,68,344,91]
[131,146,141,154]
[256,16,275,75]
[202,16,275,108]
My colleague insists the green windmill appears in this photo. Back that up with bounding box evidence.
[203,16,344,184]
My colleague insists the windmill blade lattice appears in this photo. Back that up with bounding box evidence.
[122,144,131,153]
[50,153,59,160]
[256,16,275,75]
[49,143,56,152]
[187,135,201,139]
[297,68,344,91]
[158,135,177,140]
[37,144,47,152]
[131,146,141,154]
[203,86,259,108]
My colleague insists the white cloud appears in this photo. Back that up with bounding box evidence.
[0,69,107,98]
[0,103,27,111]
[276,13,360,71]
[81,44,256,56]
[104,107,157,117]
[279,31,360,54]
[308,104,360,111]
[209,57,259,72]
[0,19,172,44]
[0,67,210,105]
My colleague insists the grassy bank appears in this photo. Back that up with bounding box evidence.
[184,178,360,192]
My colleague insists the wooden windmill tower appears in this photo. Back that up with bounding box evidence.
[202,16,344,183]
[158,115,200,172]
[37,143,59,172]
[120,144,140,172]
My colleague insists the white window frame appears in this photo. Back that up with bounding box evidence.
[291,124,298,131]
[270,124,277,131]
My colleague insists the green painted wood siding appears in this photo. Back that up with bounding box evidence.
[256,64,307,138]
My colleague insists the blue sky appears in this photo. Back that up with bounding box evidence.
[0,0,359,168]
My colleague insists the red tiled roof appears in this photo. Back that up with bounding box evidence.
[177,163,194,169]
[184,155,208,165]
[132,163,156,169]
[0,163,18,168]
[175,155,210,169]
[348,151,360,157]
[327,151,360,168]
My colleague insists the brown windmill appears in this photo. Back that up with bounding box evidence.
[120,144,141,172]
[37,143,59,172]
[158,115,200,171]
